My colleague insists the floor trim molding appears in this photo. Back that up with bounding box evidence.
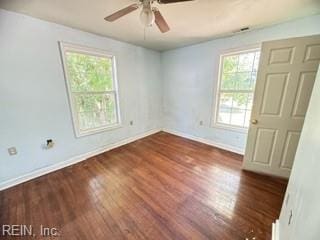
[162,128,245,155]
[272,220,280,240]
[0,128,161,191]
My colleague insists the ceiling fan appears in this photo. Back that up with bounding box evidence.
[104,0,195,33]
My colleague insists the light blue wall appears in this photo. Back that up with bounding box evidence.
[279,66,320,240]
[161,15,320,152]
[1,8,320,186]
[0,10,162,183]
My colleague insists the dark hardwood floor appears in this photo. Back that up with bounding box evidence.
[0,132,287,240]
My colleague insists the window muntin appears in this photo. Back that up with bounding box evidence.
[61,43,120,136]
[215,49,260,130]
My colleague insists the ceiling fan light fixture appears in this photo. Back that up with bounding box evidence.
[104,0,196,32]
[140,6,155,27]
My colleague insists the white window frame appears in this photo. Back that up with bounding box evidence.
[212,45,261,133]
[59,42,122,137]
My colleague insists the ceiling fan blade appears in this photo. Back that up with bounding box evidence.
[157,0,194,4]
[104,4,139,22]
[154,9,170,33]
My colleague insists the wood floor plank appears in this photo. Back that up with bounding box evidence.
[0,132,287,239]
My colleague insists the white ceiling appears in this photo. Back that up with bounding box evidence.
[1,0,320,51]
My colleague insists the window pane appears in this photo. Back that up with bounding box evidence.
[238,52,255,72]
[219,93,233,109]
[218,93,232,124]
[218,107,231,125]
[236,72,252,90]
[78,111,107,130]
[66,51,114,92]
[75,93,117,131]
[232,93,248,110]
[247,93,254,110]
[75,93,111,113]
[231,108,246,127]
[216,49,260,129]
[221,73,236,90]
[222,55,238,73]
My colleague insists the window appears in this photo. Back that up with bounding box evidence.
[60,43,121,137]
[214,48,260,131]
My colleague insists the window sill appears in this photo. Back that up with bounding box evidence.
[212,123,249,134]
[75,123,122,138]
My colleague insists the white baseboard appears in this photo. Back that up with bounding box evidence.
[272,220,280,240]
[162,128,245,155]
[0,128,243,191]
[0,128,161,191]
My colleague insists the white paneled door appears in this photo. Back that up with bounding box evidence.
[243,35,320,178]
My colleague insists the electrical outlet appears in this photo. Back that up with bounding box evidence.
[199,120,203,126]
[46,139,54,149]
[8,147,17,156]
[130,120,133,126]
[43,139,54,150]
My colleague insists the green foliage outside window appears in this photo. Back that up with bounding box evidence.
[217,50,260,127]
[66,52,113,92]
[65,51,117,131]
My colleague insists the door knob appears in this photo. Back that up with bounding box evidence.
[251,119,258,124]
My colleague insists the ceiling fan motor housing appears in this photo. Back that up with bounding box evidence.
[105,0,194,32]
[140,2,155,27]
